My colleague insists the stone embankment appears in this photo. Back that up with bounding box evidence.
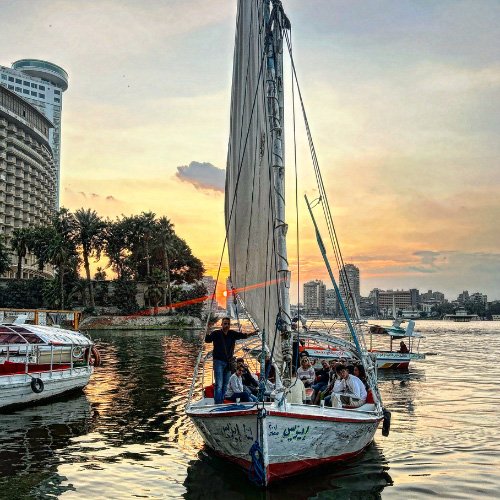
[79,314,202,330]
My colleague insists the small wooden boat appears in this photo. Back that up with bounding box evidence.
[0,323,99,410]
[186,0,390,486]
[368,320,426,369]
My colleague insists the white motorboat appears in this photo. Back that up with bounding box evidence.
[186,0,390,486]
[0,323,99,410]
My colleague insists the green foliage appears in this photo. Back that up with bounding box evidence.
[486,302,500,320]
[11,227,31,279]
[0,279,45,308]
[112,275,139,314]
[145,269,166,313]
[0,235,11,275]
[464,300,487,318]
[431,303,456,316]
[170,282,208,319]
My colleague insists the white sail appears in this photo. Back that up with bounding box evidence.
[225,0,282,363]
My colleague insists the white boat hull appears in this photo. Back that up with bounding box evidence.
[372,351,425,369]
[0,367,92,410]
[187,401,382,484]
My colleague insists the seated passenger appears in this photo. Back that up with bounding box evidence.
[354,364,369,391]
[332,364,367,408]
[287,366,306,404]
[311,359,330,403]
[226,366,258,402]
[236,357,259,395]
[398,341,409,353]
[297,357,315,388]
[319,359,339,406]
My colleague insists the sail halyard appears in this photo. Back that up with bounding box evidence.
[225,0,291,368]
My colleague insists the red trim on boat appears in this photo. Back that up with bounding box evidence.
[189,407,382,424]
[211,446,369,483]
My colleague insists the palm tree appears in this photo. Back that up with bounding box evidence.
[47,208,78,309]
[137,211,156,277]
[11,227,31,279]
[46,235,71,309]
[145,269,166,315]
[155,217,174,309]
[74,208,107,308]
[0,234,11,276]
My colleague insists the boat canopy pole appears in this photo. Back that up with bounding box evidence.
[265,0,292,388]
[305,194,382,408]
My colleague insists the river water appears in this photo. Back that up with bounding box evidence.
[1,321,499,499]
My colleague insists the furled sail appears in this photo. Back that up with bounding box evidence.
[225,0,282,364]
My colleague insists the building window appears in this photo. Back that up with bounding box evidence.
[54,97,60,103]
[15,78,21,84]
[31,91,37,96]
[39,93,45,99]
[39,85,45,91]
[15,86,21,91]
[23,81,30,86]
[8,85,14,90]
[31,83,37,88]
[23,89,29,94]
[54,89,61,95]
[8,76,14,82]
[1,74,6,80]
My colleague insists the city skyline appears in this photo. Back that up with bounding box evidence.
[1,1,499,301]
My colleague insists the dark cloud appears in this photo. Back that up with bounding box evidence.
[408,266,438,274]
[175,161,225,193]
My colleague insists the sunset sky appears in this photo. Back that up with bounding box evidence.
[2,0,499,301]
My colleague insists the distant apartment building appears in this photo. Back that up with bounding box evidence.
[469,292,487,305]
[1,59,69,208]
[420,290,445,303]
[325,289,336,316]
[0,86,55,278]
[201,275,216,313]
[371,288,419,315]
[457,291,470,304]
[336,264,360,316]
[303,280,326,316]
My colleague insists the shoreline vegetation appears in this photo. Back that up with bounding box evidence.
[0,208,210,321]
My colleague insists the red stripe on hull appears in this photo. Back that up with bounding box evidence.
[190,409,382,424]
[211,446,370,484]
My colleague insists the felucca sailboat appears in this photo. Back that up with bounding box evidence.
[186,0,390,485]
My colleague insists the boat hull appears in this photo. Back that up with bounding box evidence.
[371,351,425,369]
[0,366,92,410]
[187,402,382,484]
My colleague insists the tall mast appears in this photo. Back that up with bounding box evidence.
[265,0,292,387]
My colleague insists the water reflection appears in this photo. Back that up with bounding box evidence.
[0,392,94,499]
[183,443,392,500]
[0,323,498,499]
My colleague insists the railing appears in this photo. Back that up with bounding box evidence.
[0,340,91,379]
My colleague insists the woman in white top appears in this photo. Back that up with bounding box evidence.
[297,357,315,387]
[226,366,258,402]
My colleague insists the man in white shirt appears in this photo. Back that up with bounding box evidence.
[333,364,367,408]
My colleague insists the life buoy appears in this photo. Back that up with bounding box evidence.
[85,346,102,367]
[31,377,44,393]
[72,346,84,359]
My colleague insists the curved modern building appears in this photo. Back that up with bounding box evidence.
[1,59,68,208]
[0,86,56,278]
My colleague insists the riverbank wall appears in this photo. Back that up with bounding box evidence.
[79,314,202,330]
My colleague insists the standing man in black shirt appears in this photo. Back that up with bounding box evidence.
[204,317,257,404]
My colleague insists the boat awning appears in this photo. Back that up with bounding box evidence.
[0,324,92,346]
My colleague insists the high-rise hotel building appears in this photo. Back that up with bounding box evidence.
[0,59,69,208]
[0,86,56,277]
